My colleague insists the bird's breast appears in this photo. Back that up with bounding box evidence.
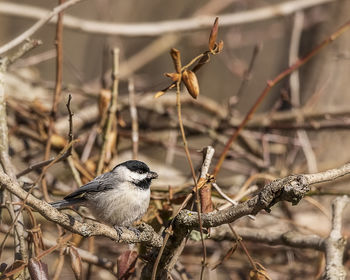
[87,184,150,227]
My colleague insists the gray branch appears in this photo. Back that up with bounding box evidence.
[323,195,349,280]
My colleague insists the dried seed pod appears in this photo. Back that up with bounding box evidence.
[182,70,200,99]
[209,17,219,51]
[170,48,181,73]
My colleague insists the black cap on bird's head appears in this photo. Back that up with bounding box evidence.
[113,160,158,180]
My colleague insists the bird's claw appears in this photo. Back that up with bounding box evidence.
[114,225,141,237]
[114,225,124,237]
[126,226,141,237]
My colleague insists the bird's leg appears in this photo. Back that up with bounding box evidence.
[114,225,141,237]
[126,226,141,237]
[114,225,124,237]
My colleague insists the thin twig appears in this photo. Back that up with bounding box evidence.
[150,147,215,279]
[42,0,65,201]
[176,85,197,183]
[65,94,82,186]
[128,78,139,159]
[97,48,119,175]
[324,196,349,280]
[213,18,350,177]
[289,11,318,173]
[0,139,78,259]
[227,224,258,272]
[0,39,41,265]
[0,0,83,55]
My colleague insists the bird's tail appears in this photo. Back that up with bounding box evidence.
[50,198,85,209]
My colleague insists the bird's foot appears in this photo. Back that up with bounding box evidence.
[126,226,141,237]
[114,225,124,237]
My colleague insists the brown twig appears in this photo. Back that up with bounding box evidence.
[150,147,215,280]
[42,0,65,201]
[289,11,318,173]
[0,38,42,265]
[128,78,139,159]
[227,224,258,272]
[176,162,350,228]
[97,48,119,175]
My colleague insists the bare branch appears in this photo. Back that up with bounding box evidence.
[211,226,325,251]
[177,163,350,228]
[0,0,334,37]
[323,195,349,280]
[0,169,163,248]
[0,0,84,55]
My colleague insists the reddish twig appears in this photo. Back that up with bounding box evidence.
[213,19,350,177]
[42,0,65,201]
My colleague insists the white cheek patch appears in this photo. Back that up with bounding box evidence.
[117,166,148,182]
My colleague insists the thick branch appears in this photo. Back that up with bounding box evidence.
[176,163,350,228]
[0,170,162,248]
[323,196,349,280]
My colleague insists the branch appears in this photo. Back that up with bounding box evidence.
[0,0,84,55]
[323,196,349,280]
[176,163,350,228]
[0,169,163,248]
[0,0,334,37]
[304,163,350,185]
[0,223,119,275]
[211,226,325,251]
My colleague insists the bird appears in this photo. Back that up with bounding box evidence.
[50,160,158,233]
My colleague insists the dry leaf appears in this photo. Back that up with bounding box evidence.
[98,89,111,119]
[85,159,96,173]
[31,99,50,114]
[154,91,166,98]
[28,259,49,280]
[209,17,219,51]
[200,182,213,213]
[69,246,83,280]
[117,250,138,280]
[51,134,67,148]
[182,70,200,99]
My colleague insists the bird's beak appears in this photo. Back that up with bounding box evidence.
[147,171,158,179]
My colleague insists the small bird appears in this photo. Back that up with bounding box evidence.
[50,160,158,233]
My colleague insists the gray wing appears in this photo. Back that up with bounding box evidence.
[64,172,115,200]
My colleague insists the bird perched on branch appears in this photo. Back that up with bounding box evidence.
[50,160,158,233]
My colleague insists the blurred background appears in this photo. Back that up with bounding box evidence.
[1,0,350,279]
